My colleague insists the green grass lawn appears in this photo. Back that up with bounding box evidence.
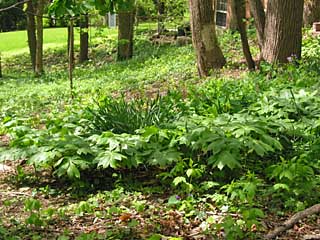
[0,27,118,57]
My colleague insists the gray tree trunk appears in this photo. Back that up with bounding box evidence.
[189,0,226,77]
[68,19,74,99]
[303,0,320,26]
[35,0,44,76]
[234,0,255,70]
[262,0,304,63]
[248,0,265,52]
[118,10,135,61]
[26,1,36,71]
[79,14,89,63]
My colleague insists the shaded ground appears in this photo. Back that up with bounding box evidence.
[0,156,319,239]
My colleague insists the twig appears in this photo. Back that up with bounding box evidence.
[0,191,31,197]
[265,204,320,239]
[0,0,29,12]
[304,235,320,240]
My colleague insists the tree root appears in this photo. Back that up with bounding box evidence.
[265,204,320,239]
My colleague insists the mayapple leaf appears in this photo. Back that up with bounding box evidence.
[210,150,241,170]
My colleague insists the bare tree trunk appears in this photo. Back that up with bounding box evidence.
[79,14,89,63]
[234,0,255,70]
[35,0,44,76]
[248,0,265,52]
[157,0,165,35]
[262,0,304,63]
[303,0,320,26]
[189,0,226,77]
[26,0,36,71]
[118,10,135,61]
[227,0,238,30]
[68,19,74,99]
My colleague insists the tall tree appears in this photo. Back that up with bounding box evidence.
[118,7,135,60]
[262,0,304,63]
[233,0,255,70]
[79,14,89,63]
[155,0,165,35]
[227,0,238,30]
[26,0,36,71]
[68,18,74,98]
[189,0,226,77]
[303,0,320,26]
[248,0,265,52]
[35,0,45,76]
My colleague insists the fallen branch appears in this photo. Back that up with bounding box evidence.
[0,0,29,13]
[265,204,320,239]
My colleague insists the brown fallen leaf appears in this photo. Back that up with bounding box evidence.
[119,213,132,222]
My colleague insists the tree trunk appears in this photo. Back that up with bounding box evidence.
[189,0,226,77]
[234,0,255,70]
[303,0,320,26]
[79,14,89,63]
[248,0,265,52]
[68,19,74,99]
[227,0,238,30]
[35,0,44,76]
[157,0,165,35]
[118,10,135,61]
[26,0,36,71]
[262,0,304,63]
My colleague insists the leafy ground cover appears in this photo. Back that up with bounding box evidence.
[0,28,320,239]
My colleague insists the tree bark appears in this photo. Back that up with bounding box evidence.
[189,0,226,77]
[35,0,44,76]
[79,14,89,63]
[303,0,320,26]
[118,10,135,61]
[26,0,36,71]
[262,0,304,63]
[248,0,265,52]
[227,0,238,30]
[265,204,320,239]
[234,0,255,70]
[68,19,74,99]
[157,0,165,35]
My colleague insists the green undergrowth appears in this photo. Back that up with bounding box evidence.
[0,30,320,239]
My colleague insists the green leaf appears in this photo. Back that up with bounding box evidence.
[96,151,126,169]
[173,176,187,186]
[128,219,139,228]
[148,149,181,167]
[273,183,290,191]
[67,162,80,179]
[168,195,180,205]
[28,150,57,166]
[279,170,294,180]
[186,169,194,178]
[210,150,241,170]
[148,234,162,240]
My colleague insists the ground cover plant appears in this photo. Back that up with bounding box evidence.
[0,26,320,240]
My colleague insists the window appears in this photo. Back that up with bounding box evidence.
[216,0,227,27]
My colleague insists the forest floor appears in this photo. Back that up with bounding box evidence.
[1,28,320,239]
[1,158,320,240]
